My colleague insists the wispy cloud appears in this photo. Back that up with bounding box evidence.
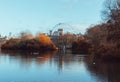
[71,24,89,34]
[59,23,89,34]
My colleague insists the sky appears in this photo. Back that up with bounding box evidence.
[0,0,105,36]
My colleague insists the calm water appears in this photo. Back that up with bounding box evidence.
[0,50,120,82]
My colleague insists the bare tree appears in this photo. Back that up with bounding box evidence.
[102,0,120,22]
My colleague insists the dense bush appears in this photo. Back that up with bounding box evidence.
[72,37,92,54]
[81,0,120,59]
[1,34,58,51]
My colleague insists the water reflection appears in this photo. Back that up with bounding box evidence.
[0,50,120,82]
[85,55,120,82]
[0,50,57,68]
[54,50,88,72]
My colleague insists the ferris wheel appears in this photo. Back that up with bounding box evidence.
[50,23,79,34]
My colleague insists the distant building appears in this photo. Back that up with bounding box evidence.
[49,30,52,36]
[49,29,63,37]
[0,35,7,41]
[0,35,7,47]
[53,31,59,36]
[58,29,63,36]
[49,29,74,49]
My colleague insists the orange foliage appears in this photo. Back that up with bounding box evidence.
[38,34,52,45]
[2,33,58,50]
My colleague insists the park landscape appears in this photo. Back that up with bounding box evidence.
[0,0,120,82]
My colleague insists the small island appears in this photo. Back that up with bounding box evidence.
[1,33,58,51]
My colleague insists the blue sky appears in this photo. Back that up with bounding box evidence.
[0,0,105,36]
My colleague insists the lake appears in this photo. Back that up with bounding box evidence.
[0,50,120,82]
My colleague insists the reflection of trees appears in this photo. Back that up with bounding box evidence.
[0,50,57,68]
[56,51,74,72]
[85,55,120,82]
[36,51,57,64]
[1,50,86,71]
[54,50,87,73]
[2,50,120,82]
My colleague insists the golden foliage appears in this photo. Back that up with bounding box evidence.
[38,34,52,45]
[2,33,58,50]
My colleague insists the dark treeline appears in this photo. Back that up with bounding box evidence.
[72,35,92,54]
[1,32,58,51]
[73,0,120,59]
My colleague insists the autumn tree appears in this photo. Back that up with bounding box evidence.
[85,25,102,47]
[102,0,120,43]
[61,33,76,48]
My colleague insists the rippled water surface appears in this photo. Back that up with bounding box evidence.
[0,50,120,82]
